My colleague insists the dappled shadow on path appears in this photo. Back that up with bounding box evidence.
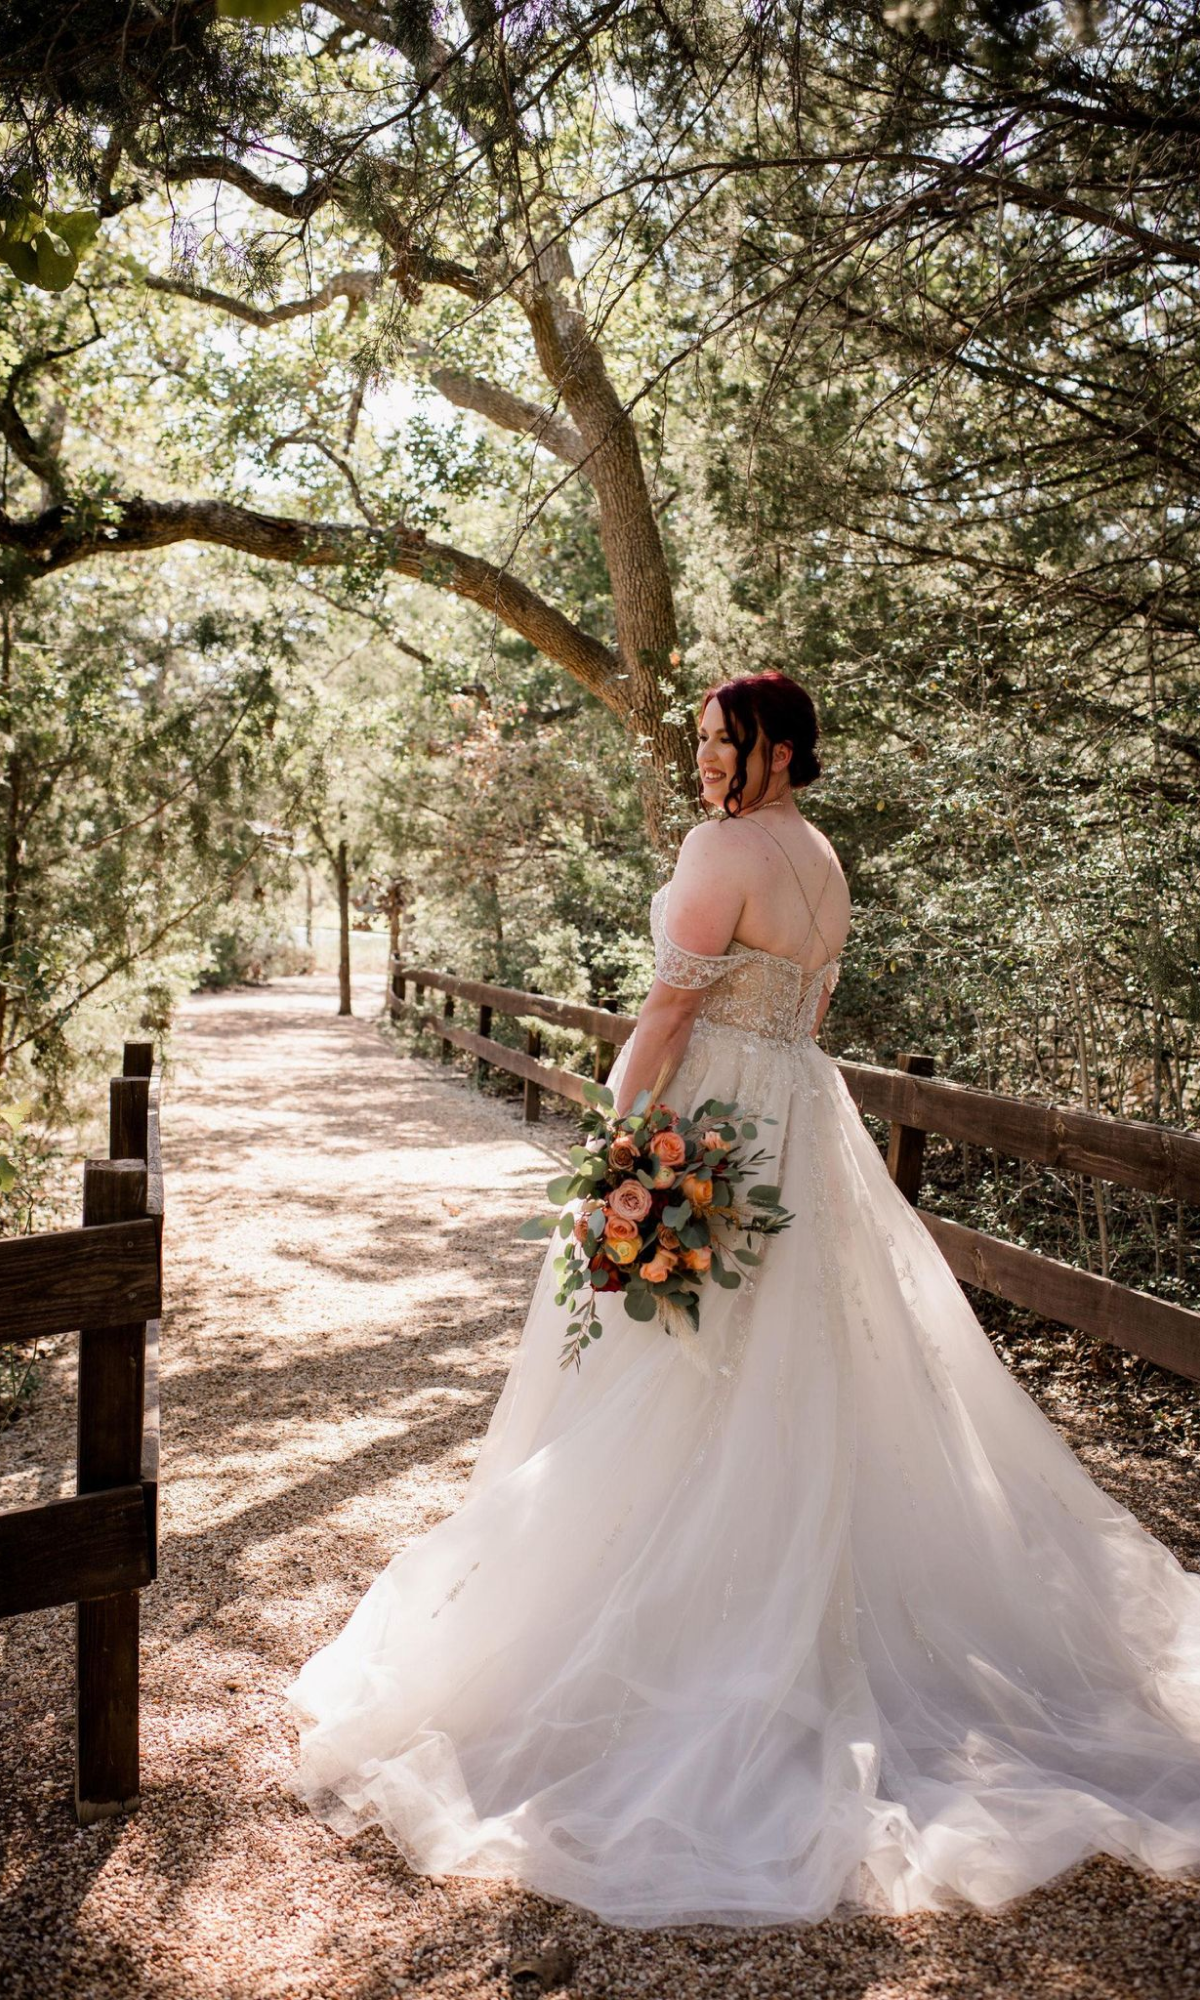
[1,975,1198,2000]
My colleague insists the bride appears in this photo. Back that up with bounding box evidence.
[288,669,1200,1927]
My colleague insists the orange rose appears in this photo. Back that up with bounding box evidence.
[650,1163,676,1190]
[700,1129,730,1152]
[650,1130,686,1168]
[680,1173,713,1207]
[657,1225,682,1251]
[608,1134,639,1171]
[682,1244,712,1273]
[604,1213,640,1243]
[573,1215,591,1244]
[608,1178,653,1223]
[641,1254,673,1284]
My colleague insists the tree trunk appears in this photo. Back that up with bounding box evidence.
[520,248,700,852]
[386,884,401,1016]
[336,837,352,1018]
[0,610,19,1072]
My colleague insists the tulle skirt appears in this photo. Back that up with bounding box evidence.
[286,1019,1200,1926]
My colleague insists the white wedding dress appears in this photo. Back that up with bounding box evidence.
[287,874,1200,1928]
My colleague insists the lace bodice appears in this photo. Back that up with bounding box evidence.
[650,883,840,1044]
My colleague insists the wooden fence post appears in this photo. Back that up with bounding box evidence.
[524,1026,542,1123]
[476,1002,493,1086]
[76,1157,148,1823]
[122,1041,154,1080]
[390,958,406,1014]
[886,1052,936,1203]
[110,1076,150,1166]
[441,992,455,1061]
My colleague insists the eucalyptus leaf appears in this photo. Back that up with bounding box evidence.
[516,1214,558,1238]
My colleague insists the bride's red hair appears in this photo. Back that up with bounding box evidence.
[698,670,821,817]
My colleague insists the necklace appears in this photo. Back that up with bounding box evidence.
[735,790,794,817]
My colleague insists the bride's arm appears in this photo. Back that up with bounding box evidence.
[613,826,745,1118]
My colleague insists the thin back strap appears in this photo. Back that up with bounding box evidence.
[749,820,837,966]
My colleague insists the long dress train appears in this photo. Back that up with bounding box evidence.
[287,881,1200,1928]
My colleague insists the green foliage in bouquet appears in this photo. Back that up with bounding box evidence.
[519,1079,794,1371]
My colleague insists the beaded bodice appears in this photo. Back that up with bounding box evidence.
[650,884,840,1045]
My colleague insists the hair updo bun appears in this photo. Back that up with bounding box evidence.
[697,669,822,815]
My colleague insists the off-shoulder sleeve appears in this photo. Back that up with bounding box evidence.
[650,889,734,991]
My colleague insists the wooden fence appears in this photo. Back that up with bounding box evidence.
[0,1040,162,1823]
[389,960,1200,1385]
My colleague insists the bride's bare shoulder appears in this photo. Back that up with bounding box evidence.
[674,817,752,880]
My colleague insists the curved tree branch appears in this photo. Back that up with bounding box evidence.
[144,267,379,327]
[0,494,620,708]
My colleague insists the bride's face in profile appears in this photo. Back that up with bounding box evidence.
[697,698,784,814]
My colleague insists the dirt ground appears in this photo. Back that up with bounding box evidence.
[1,974,1198,2000]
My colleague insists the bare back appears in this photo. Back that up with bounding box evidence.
[723,812,851,974]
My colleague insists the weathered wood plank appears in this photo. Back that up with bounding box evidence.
[399,962,1197,1200]
[110,1076,149,1165]
[121,1041,154,1080]
[0,1487,152,1618]
[398,961,637,1044]
[919,1211,1200,1382]
[841,1061,1200,1201]
[412,1008,590,1106]
[141,1318,160,1579]
[885,1052,936,1203]
[76,1591,141,1822]
[76,1160,145,1822]
[0,1218,161,1343]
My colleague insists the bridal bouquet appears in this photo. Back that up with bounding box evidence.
[519,1078,794,1371]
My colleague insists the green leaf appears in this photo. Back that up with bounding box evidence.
[587,1208,606,1239]
[47,209,101,255]
[581,1079,614,1108]
[516,1213,558,1239]
[629,1088,651,1116]
[747,1184,781,1206]
[711,1264,742,1289]
[0,1100,29,1133]
[545,1172,576,1203]
[0,1154,15,1194]
[662,1200,691,1228]
[732,1246,763,1265]
[557,1212,575,1237]
[623,1291,657,1322]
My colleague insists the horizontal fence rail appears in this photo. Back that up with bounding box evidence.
[389,957,1200,1384]
[0,1038,163,1824]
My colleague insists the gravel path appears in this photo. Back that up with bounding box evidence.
[1,974,1198,2000]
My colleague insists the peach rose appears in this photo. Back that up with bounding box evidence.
[641,1255,674,1284]
[649,1162,676,1190]
[681,1244,712,1273]
[607,1235,639,1265]
[604,1212,640,1243]
[608,1178,653,1223]
[700,1129,730,1153]
[572,1214,591,1244]
[650,1130,687,1168]
[608,1134,639,1171]
[680,1173,714,1207]
[656,1225,682,1251]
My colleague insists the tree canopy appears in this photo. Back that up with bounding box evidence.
[0,4,1196,1273]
